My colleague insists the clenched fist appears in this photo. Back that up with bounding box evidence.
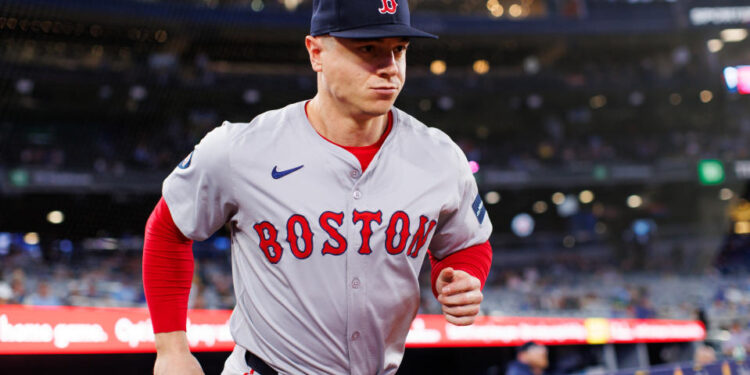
[435,267,483,326]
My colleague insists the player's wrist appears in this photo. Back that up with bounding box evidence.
[155,331,191,355]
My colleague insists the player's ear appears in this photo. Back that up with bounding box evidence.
[305,35,324,73]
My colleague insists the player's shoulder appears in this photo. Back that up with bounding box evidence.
[392,107,468,164]
[218,101,304,139]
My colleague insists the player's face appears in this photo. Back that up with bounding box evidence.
[312,36,409,117]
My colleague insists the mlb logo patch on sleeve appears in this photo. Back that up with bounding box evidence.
[178,151,194,169]
[472,193,486,224]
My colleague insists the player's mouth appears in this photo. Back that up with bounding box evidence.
[371,86,399,96]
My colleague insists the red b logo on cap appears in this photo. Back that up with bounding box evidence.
[378,0,398,14]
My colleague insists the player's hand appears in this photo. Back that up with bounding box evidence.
[154,351,205,375]
[435,267,483,326]
[153,331,204,375]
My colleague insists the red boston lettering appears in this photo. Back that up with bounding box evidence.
[286,214,314,259]
[352,210,383,254]
[407,215,436,258]
[255,211,434,263]
[253,222,283,263]
[385,211,410,255]
[320,211,347,256]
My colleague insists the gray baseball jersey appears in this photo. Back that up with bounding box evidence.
[162,101,492,374]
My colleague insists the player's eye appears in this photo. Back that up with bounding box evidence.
[394,45,408,53]
[359,45,374,53]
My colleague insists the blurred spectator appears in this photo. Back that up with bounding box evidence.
[23,281,62,306]
[9,269,27,304]
[630,287,656,319]
[506,342,549,375]
[722,321,750,360]
[693,344,717,367]
[0,282,12,305]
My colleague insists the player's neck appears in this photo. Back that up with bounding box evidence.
[307,95,388,147]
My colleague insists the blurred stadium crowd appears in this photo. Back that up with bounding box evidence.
[2,0,750,364]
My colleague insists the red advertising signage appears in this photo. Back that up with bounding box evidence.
[406,315,706,348]
[0,305,705,355]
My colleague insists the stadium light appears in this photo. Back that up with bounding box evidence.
[669,93,682,106]
[700,90,713,103]
[15,79,33,95]
[627,195,643,209]
[523,56,540,75]
[437,96,454,110]
[473,60,490,75]
[720,28,748,43]
[557,195,579,217]
[430,60,446,75]
[47,210,64,224]
[24,232,39,246]
[486,0,504,17]
[579,190,594,204]
[508,4,523,18]
[719,188,734,201]
[589,95,606,109]
[532,201,548,214]
[551,192,565,205]
[485,191,501,205]
[243,89,261,104]
[283,0,302,11]
[511,213,535,237]
[628,91,644,107]
[707,39,724,53]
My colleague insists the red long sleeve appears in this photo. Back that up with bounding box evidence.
[142,197,194,333]
[429,240,493,298]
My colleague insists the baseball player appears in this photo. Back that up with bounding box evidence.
[142,0,493,374]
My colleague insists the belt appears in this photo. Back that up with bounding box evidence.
[244,350,279,375]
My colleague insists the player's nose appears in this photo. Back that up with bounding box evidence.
[375,51,400,78]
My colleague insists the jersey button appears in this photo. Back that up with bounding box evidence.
[351,278,361,289]
[351,331,360,341]
[350,170,360,178]
[352,190,362,200]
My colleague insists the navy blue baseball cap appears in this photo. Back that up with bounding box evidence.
[310,0,438,39]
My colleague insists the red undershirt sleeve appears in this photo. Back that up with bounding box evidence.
[142,197,195,333]
[428,240,493,298]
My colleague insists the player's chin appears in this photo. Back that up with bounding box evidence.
[362,102,393,116]
[362,100,396,116]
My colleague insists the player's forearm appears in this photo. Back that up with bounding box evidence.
[143,197,195,333]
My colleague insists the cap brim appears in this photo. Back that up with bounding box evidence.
[329,23,438,39]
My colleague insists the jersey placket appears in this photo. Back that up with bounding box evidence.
[345,164,368,374]
[344,114,400,374]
